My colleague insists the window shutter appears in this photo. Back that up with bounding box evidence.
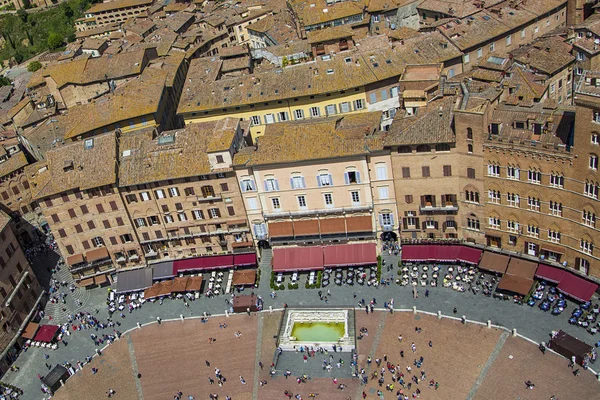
[82,240,90,250]
[344,173,350,185]
[216,208,221,218]
[378,214,384,226]
[263,180,269,191]
[290,177,295,188]
[355,171,361,183]
[250,180,256,191]
[142,232,150,241]
[390,214,395,226]
[317,176,322,187]
[328,174,333,185]
[403,219,408,230]
[274,179,280,191]
[241,182,247,192]
[227,206,235,216]
[110,237,118,245]
[301,177,306,188]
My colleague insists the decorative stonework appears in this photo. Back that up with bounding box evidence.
[279,309,355,351]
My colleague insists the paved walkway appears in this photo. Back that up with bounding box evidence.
[465,330,510,400]
[5,248,599,399]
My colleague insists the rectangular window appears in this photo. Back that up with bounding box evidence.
[507,193,519,207]
[192,210,204,220]
[548,230,561,243]
[443,165,452,177]
[324,193,333,207]
[209,208,221,218]
[75,224,83,233]
[178,212,187,221]
[168,187,180,197]
[227,206,235,216]
[264,178,279,192]
[489,43,495,52]
[369,93,377,103]
[353,99,364,110]
[325,104,337,115]
[339,102,351,113]
[464,53,470,64]
[155,189,165,199]
[379,187,389,200]
[68,208,76,218]
[477,47,482,58]
[109,201,118,211]
[80,205,89,214]
[297,195,307,208]
[310,107,320,117]
[506,35,512,46]
[344,171,360,184]
[148,216,159,225]
[381,89,388,101]
[126,194,137,204]
[116,217,124,226]
[240,179,256,192]
[277,111,289,122]
[528,170,541,184]
[549,201,563,216]
[488,217,501,229]
[550,174,564,188]
[87,220,95,230]
[422,166,430,178]
[120,234,134,243]
[527,225,539,238]
[527,197,540,212]
[290,176,305,189]
[351,191,360,204]
[103,220,111,229]
[96,204,105,213]
[488,190,501,204]
[488,164,500,177]
[376,165,387,180]
[317,174,333,186]
[135,218,146,227]
[164,214,174,224]
[402,167,410,178]
[247,198,258,210]
[507,166,520,180]
[271,198,281,210]
[467,168,475,179]
[250,115,261,126]
[294,109,304,120]
[264,113,275,124]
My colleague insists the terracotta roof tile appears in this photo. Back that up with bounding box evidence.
[27,131,118,200]
[118,118,239,186]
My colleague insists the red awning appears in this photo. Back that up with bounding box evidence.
[172,255,234,274]
[34,325,60,343]
[323,243,377,267]
[457,246,482,264]
[272,247,324,272]
[234,253,257,267]
[430,245,461,262]
[557,273,599,302]
[401,245,429,261]
[535,264,566,284]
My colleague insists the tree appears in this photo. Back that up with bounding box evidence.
[0,76,10,86]
[47,32,63,50]
[27,60,41,72]
[17,8,28,24]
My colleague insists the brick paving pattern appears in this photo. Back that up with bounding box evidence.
[130,315,258,400]
[474,335,600,400]
[51,336,138,400]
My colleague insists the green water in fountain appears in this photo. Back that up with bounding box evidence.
[291,322,345,342]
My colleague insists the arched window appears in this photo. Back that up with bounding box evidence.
[590,154,598,170]
[467,127,473,140]
[435,143,450,152]
[416,144,431,153]
[398,146,411,154]
[468,144,473,153]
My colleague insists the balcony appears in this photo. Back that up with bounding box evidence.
[144,249,158,257]
[196,195,222,203]
[419,203,458,213]
[116,256,126,263]
[264,205,371,219]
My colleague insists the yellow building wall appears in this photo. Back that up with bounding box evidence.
[182,90,369,142]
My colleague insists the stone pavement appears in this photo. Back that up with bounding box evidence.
[4,249,599,398]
